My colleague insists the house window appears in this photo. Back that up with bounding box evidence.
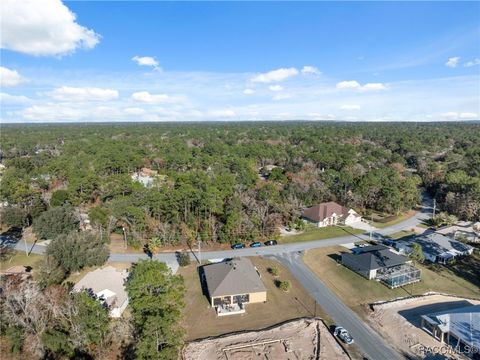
[213,296,231,306]
[233,294,249,304]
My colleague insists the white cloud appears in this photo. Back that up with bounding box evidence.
[0,92,31,104]
[124,107,146,116]
[273,93,293,101]
[301,66,321,75]
[132,56,160,70]
[440,111,478,120]
[131,91,182,104]
[339,104,361,110]
[336,80,361,90]
[464,58,480,67]
[336,80,387,92]
[47,86,119,101]
[20,104,85,121]
[1,0,100,56]
[269,85,283,92]
[243,88,255,95]
[0,66,24,87]
[251,67,299,83]
[445,57,460,68]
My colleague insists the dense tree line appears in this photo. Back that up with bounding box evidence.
[1,122,479,247]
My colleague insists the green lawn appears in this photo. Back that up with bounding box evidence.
[370,210,416,229]
[0,251,44,271]
[304,246,480,314]
[279,225,363,243]
[389,230,415,239]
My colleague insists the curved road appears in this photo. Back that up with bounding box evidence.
[9,194,432,360]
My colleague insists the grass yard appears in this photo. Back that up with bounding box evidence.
[178,257,322,341]
[279,225,363,243]
[370,210,416,229]
[0,251,44,272]
[389,230,415,239]
[304,246,480,315]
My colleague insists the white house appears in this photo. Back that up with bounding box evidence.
[73,266,129,318]
[302,201,361,227]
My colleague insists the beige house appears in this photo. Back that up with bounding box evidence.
[302,201,361,227]
[202,258,267,316]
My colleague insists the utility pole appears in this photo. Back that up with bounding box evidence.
[122,226,127,249]
[197,236,202,265]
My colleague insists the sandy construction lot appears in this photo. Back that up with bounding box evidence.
[182,318,349,360]
[366,294,480,359]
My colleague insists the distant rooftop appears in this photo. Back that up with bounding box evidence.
[302,201,349,222]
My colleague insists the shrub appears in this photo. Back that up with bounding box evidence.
[278,280,291,292]
[268,266,280,276]
[178,252,191,267]
[50,190,70,207]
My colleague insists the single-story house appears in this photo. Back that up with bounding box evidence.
[421,305,480,359]
[302,201,361,227]
[73,266,129,318]
[436,221,480,243]
[394,233,474,264]
[341,245,421,288]
[202,257,267,316]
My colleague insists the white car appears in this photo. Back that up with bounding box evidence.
[334,326,354,345]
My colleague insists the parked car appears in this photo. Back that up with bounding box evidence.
[231,243,245,249]
[250,242,262,248]
[264,240,278,246]
[334,326,354,345]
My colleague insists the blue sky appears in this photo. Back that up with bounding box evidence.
[1,1,479,122]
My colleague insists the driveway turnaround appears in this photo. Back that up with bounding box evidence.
[272,251,403,360]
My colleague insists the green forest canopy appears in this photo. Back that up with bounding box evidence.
[1,122,479,245]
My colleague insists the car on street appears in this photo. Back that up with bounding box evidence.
[334,326,354,345]
[250,242,262,248]
[231,243,245,249]
[264,239,278,246]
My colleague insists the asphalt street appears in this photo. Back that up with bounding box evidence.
[273,251,403,360]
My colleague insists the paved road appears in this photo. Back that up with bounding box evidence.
[273,251,402,360]
[11,192,433,262]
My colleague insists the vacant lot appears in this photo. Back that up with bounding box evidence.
[183,318,349,360]
[304,246,480,315]
[178,257,321,341]
[279,225,363,243]
[367,295,480,359]
[0,251,43,272]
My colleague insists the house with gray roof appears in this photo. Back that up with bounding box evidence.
[421,304,480,359]
[395,232,474,264]
[202,258,267,316]
[341,245,421,288]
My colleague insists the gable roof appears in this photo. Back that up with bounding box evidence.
[342,247,408,271]
[203,258,266,298]
[302,201,350,222]
[422,305,480,348]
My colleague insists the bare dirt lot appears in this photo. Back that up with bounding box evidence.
[366,294,480,359]
[182,318,349,360]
